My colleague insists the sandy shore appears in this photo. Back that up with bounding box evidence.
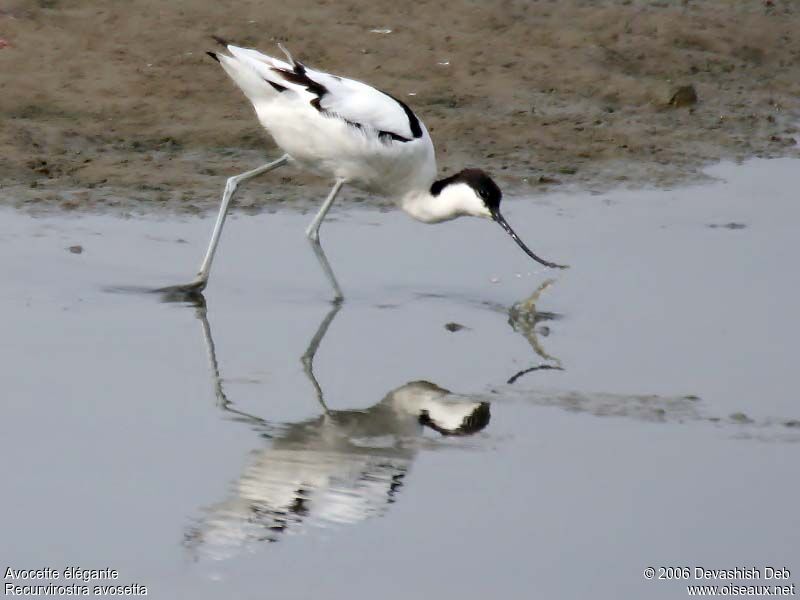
[1,0,799,213]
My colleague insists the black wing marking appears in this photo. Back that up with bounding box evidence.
[272,61,327,108]
[380,92,423,139]
[266,80,288,93]
[271,61,422,143]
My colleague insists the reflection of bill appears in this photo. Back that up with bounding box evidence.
[185,300,490,558]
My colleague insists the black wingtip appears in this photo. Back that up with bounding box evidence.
[211,35,229,47]
[206,51,220,63]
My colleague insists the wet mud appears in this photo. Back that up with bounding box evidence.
[2,0,800,214]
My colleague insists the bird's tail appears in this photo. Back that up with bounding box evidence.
[207,38,286,105]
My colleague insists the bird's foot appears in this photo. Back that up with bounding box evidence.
[155,277,207,304]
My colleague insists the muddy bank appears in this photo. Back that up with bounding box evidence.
[1,0,799,214]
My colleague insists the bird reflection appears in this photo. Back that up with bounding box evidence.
[183,296,492,558]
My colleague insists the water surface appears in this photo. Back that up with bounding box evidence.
[1,158,798,598]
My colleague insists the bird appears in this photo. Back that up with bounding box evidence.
[176,38,567,298]
[183,299,491,554]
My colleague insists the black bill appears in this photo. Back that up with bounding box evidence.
[491,210,568,269]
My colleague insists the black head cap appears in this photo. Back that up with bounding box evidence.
[430,168,502,214]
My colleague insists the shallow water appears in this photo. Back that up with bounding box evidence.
[1,158,798,598]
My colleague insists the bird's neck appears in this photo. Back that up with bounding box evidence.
[401,188,463,224]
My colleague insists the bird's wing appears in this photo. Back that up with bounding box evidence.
[309,72,424,142]
[226,44,423,142]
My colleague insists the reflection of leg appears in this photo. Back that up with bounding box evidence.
[306,178,346,243]
[308,238,344,301]
[194,296,276,433]
[301,300,343,414]
[194,297,227,409]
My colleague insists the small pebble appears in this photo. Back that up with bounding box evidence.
[669,85,698,107]
[538,176,561,185]
[729,412,753,424]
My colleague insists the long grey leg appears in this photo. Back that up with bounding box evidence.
[305,178,346,242]
[189,154,290,290]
